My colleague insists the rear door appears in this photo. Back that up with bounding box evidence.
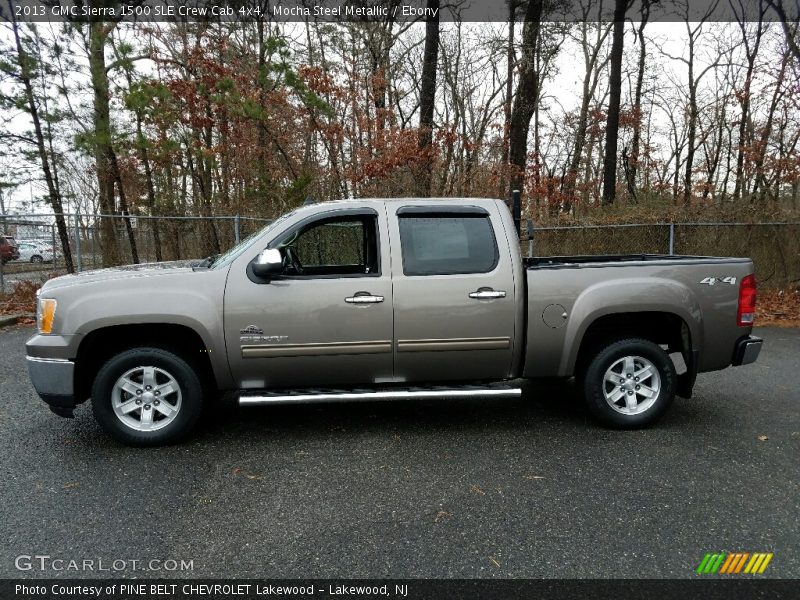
[388,204,517,382]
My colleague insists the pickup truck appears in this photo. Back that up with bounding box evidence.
[26,198,762,445]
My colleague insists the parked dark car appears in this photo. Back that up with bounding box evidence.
[0,235,19,264]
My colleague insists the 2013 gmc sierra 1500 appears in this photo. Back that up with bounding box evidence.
[26,198,762,445]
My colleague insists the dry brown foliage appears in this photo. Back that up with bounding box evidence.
[0,280,40,316]
[757,288,800,327]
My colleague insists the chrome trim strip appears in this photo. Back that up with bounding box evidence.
[242,340,392,358]
[240,387,522,405]
[26,356,72,364]
[396,337,511,352]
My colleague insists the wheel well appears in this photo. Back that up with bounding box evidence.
[74,323,216,403]
[575,311,691,374]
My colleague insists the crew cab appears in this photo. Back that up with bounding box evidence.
[26,199,762,445]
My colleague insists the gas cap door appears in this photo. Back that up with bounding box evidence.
[542,303,568,329]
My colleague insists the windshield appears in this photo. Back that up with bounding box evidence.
[210,209,300,270]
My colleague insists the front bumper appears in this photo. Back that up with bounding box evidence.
[26,356,75,417]
[732,335,763,367]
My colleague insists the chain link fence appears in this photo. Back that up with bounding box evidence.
[0,213,271,292]
[1,214,798,293]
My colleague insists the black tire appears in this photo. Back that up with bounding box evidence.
[580,338,676,429]
[31,255,43,263]
[91,347,204,446]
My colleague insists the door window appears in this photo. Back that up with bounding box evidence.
[399,215,498,275]
[276,214,379,277]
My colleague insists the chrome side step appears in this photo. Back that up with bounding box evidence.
[239,385,521,406]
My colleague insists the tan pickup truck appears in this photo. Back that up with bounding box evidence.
[26,198,762,445]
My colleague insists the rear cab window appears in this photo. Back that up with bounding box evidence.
[397,208,499,276]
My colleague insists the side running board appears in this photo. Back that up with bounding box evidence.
[239,385,521,406]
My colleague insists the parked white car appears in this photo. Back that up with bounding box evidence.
[16,241,55,263]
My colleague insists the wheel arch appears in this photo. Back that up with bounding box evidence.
[571,310,692,373]
[74,323,218,404]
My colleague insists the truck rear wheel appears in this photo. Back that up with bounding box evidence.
[91,347,204,446]
[581,338,676,429]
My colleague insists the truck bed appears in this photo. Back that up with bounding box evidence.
[525,254,740,269]
[522,254,754,379]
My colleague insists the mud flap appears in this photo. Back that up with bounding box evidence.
[676,349,699,399]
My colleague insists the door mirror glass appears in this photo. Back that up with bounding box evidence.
[251,248,284,278]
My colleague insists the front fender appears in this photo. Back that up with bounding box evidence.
[48,268,233,389]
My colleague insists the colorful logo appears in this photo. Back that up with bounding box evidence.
[696,552,773,575]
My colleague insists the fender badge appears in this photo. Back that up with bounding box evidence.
[240,325,264,335]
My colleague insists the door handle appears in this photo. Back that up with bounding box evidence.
[345,292,385,304]
[468,287,506,299]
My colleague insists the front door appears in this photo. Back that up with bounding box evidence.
[224,208,394,389]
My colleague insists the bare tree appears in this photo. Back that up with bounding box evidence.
[625,0,652,199]
[731,0,767,201]
[660,0,723,206]
[3,9,74,272]
[563,5,614,208]
[508,0,546,205]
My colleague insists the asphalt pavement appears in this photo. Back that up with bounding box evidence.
[0,325,797,579]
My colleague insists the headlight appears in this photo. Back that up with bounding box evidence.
[37,298,57,334]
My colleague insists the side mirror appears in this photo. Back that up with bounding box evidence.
[251,248,284,279]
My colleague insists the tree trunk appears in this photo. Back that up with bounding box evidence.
[89,21,120,266]
[627,1,650,199]
[109,148,139,263]
[508,0,545,200]
[733,4,765,201]
[134,113,162,261]
[416,0,440,197]
[500,1,517,196]
[601,0,628,205]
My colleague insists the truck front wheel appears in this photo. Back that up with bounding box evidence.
[91,347,204,446]
[581,338,676,429]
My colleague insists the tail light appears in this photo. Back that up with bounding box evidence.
[737,274,757,326]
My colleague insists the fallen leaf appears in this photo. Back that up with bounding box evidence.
[63,482,79,490]
[232,467,242,474]
[470,484,485,496]
[434,510,452,523]
[489,556,501,568]
[757,435,768,441]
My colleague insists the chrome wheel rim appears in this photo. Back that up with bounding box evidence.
[602,355,661,415]
[111,366,182,431]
